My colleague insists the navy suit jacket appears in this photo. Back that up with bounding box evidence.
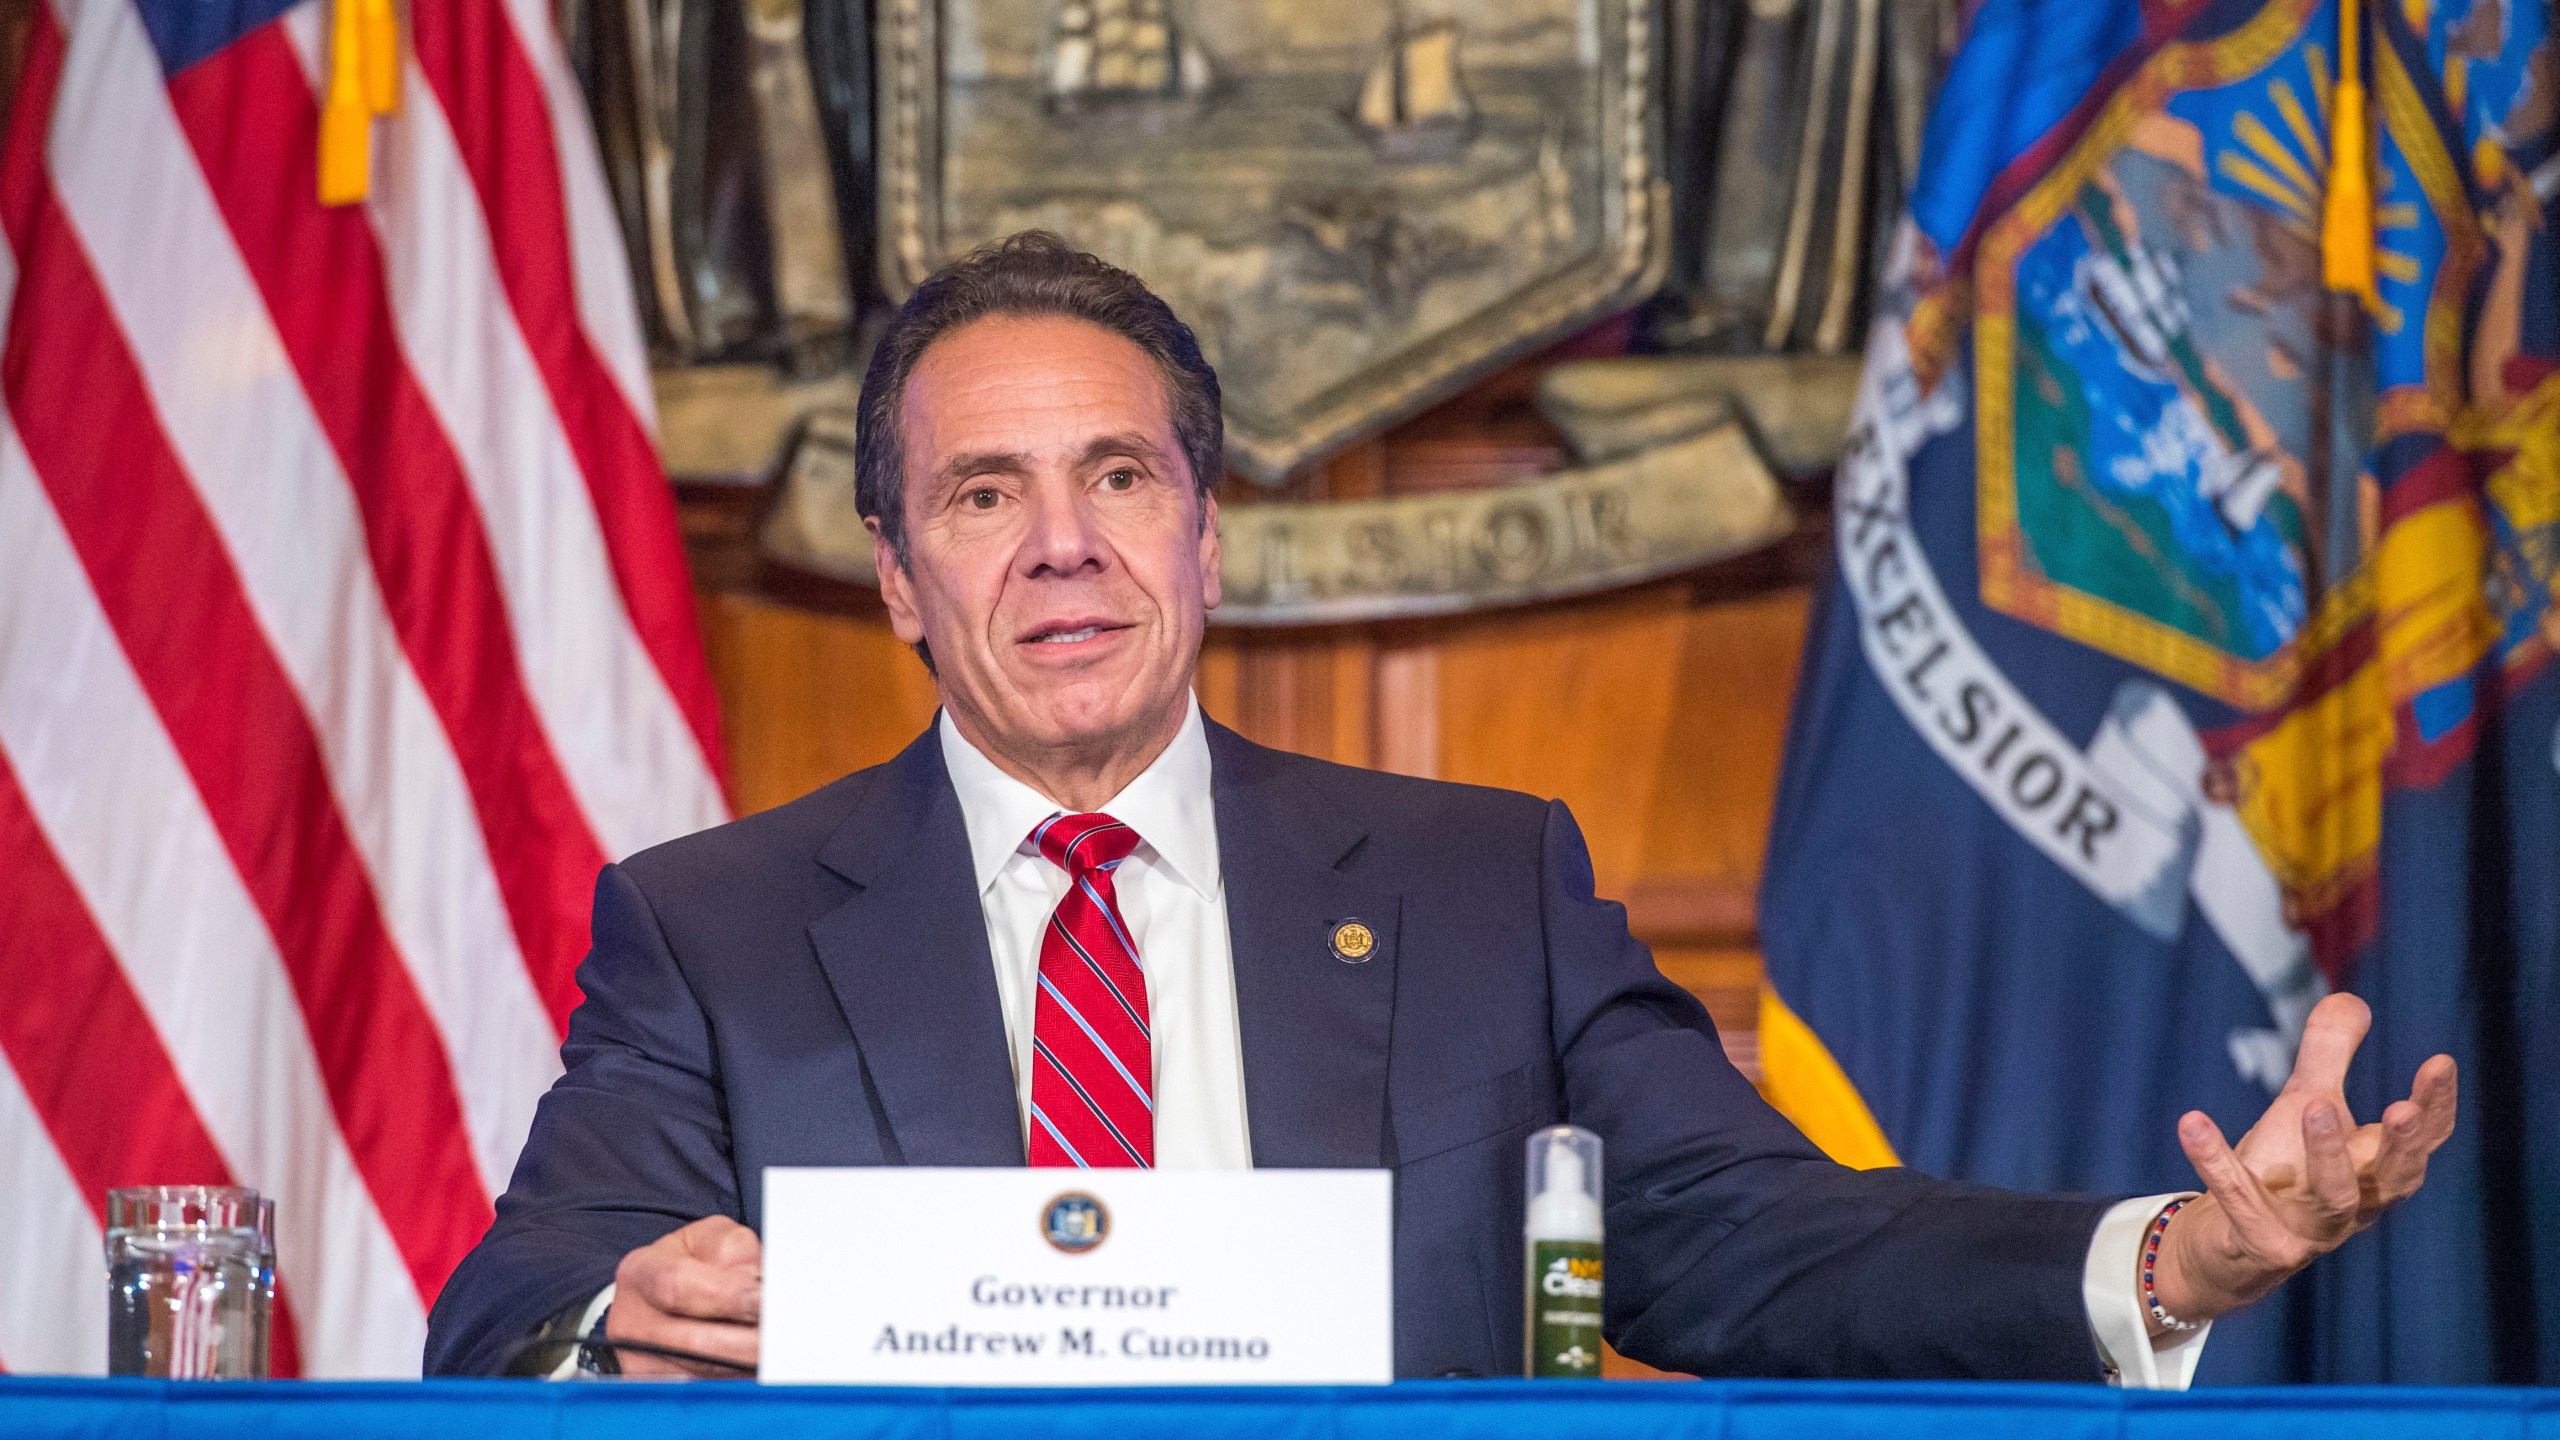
[425,721,2116,1380]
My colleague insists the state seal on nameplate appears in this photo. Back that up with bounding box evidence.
[1041,1192,1110,1253]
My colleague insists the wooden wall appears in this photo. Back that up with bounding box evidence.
[681,347,1829,1086]
[695,574,1810,1056]
[681,317,1837,1392]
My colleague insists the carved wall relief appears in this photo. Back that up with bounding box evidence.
[879,0,1668,484]
[567,0,1953,619]
[754,366,1832,625]
[562,0,875,371]
[1649,0,1953,356]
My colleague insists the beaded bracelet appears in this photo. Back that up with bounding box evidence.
[2141,1198,2201,1333]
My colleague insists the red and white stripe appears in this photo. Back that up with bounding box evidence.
[0,0,726,1377]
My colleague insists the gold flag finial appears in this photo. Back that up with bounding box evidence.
[319,0,372,204]
[2321,0,2383,312]
[360,0,400,114]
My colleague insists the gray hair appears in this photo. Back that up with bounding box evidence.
[853,230,1225,560]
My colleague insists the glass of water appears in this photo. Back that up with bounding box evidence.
[106,1186,271,1379]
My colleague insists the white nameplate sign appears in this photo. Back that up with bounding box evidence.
[760,1167,1393,1385]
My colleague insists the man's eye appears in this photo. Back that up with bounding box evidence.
[1103,468,1137,491]
[966,487,1001,509]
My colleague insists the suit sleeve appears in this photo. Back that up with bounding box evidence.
[423,863,741,1377]
[1539,799,2116,1379]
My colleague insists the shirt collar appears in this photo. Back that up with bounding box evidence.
[937,697,1221,900]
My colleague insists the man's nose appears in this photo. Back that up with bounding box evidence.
[1018,477,1108,577]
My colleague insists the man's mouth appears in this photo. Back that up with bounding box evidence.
[1021,619,1130,646]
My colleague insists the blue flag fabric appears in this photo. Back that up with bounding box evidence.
[1758,0,2560,1384]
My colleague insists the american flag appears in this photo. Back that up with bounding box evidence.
[0,0,728,1376]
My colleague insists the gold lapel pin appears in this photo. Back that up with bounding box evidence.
[1330,919,1377,963]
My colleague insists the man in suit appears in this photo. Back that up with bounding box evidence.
[424,232,2459,1384]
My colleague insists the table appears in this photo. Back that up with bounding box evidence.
[3,1377,2553,1439]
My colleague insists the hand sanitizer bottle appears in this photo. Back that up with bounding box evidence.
[1523,1125,1604,1378]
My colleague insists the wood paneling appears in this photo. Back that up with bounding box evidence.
[696,591,939,816]
[1427,585,1814,901]
[681,346,1819,1388]
[696,581,1808,893]
[691,570,1812,1039]
[687,578,1804,1391]
[1205,628,1378,768]
[681,334,1822,1096]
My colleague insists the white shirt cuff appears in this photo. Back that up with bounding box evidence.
[544,1283,618,1380]
[2084,1194,2209,1388]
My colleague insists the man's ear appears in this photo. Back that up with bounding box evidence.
[870,516,928,646]
[1196,491,1222,612]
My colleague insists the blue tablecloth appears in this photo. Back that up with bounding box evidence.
[3,1378,2556,1439]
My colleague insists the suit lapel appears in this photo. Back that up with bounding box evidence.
[807,729,1025,1166]
[1209,721,1400,1170]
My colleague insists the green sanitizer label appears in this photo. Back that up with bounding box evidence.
[1525,1240,1603,1378]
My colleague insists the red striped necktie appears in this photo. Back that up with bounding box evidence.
[1027,812,1154,1167]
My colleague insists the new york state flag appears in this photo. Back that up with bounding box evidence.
[1758,0,2559,1383]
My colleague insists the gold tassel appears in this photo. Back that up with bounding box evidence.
[318,0,373,205]
[360,0,400,115]
[2321,0,2382,310]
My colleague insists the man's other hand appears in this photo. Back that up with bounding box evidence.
[606,1215,762,1376]
[2149,992,2459,1328]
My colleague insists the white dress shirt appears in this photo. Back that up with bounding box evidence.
[570,697,2213,1384]
[937,698,1252,1168]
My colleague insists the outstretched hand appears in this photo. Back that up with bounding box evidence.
[2146,993,2457,1328]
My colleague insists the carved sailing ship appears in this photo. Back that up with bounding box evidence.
[1348,13,1475,163]
[1043,0,1215,122]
